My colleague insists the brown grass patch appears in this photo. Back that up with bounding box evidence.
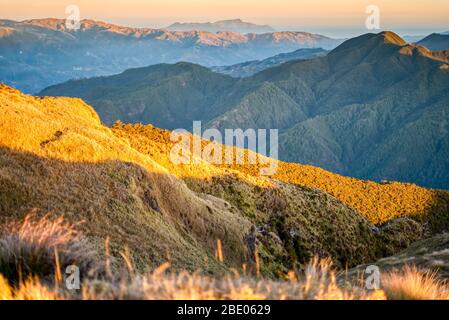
[382,266,449,300]
[0,212,99,283]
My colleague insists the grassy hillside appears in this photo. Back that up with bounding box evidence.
[3,85,449,279]
[0,85,250,274]
[112,123,449,230]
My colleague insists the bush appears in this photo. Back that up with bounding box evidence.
[378,217,424,256]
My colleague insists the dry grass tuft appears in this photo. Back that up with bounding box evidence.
[12,276,60,300]
[0,274,59,300]
[2,257,449,300]
[78,258,382,300]
[0,212,99,283]
[382,266,449,300]
[0,274,13,299]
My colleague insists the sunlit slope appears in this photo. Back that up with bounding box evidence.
[112,123,449,230]
[0,84,249,273]
[0,85,434,275]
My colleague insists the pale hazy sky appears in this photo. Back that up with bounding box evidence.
[1,0,448,37]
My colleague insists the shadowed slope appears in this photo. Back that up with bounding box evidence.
[418,33,449,51]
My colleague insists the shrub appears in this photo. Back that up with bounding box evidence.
[378,218,424,256]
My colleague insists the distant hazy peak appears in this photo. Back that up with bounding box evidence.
[4,18,339,47]
[166,18,276,34]
[328,31,449,66]
[22,18,157,34]
[217,19,243,23]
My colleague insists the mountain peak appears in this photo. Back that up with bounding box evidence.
[166,19,275,34]
[380,31,407,46]
[330,31,406,56]
[217,18,243,23]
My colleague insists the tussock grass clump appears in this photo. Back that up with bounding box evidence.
[382,266,449,300]
[2,257,449,300]
[0,274,13,299]
[0,213,98,283]
[67,259,384,300]
[0,274,58,300]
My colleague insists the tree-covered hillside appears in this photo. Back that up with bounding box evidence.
[41,32,449,188]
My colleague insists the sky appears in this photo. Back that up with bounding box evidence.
[1,0,448,37]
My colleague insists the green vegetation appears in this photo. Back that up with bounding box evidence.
[42,32,449,189]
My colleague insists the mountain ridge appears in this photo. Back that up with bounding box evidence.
[166,18,276,34]
[40,31,449,189]
[211,48,328,77]
[0,18,342,93]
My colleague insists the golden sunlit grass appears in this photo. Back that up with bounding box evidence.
[0,274,58,300]
[0,213,99,283]
[80,258,382,300]
[112,122,449,229]
[10,277,59,300]
[382,266,449,300]
[2,256,449,300]
[0,213,447,301]
[0,258,384,301]
[0,84,250,273]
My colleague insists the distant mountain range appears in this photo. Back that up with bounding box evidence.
[41,31,449,189]
[418,33,449,51]
[402,35,426,43]
[165,19,276,34]
[211,48,327,77]
[0,18,342,93]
